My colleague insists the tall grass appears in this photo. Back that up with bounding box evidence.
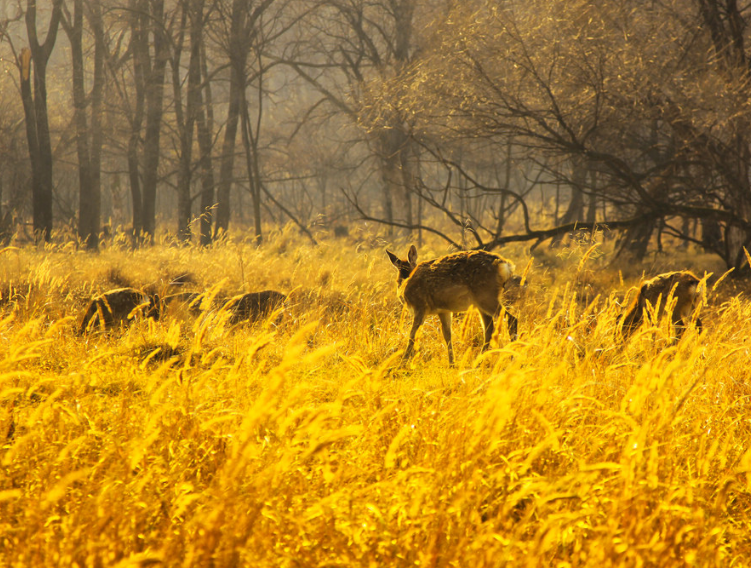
[0,230,750,566]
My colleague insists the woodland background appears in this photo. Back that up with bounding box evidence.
[1,0,751,270]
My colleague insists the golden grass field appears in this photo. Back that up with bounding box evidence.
[1,226,751,567]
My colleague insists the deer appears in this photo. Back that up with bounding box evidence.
[222,290,287,325]
[80,288,160,334]
[617,271,704,341]
[386,245,518,365]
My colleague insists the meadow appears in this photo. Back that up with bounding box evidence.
[1,226,751,567]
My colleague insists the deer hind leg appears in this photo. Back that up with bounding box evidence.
[437,312,454,365]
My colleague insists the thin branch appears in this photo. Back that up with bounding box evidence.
[343,188,462,249]
[484,214,658,250]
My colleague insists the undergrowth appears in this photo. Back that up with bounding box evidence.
[0,229,749,567]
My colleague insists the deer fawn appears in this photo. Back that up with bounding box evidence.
[80,288,160,334]
[387,245,517,365]
[618,271,703,341]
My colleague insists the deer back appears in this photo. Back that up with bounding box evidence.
[639,271,701,318]
[402,251,513,313]
[80,288,154,333]
[226,290,287,324]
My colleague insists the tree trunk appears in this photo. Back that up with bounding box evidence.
[382,174,394,234]
[551,158,586,246]
[0,176,11,246]
[31,53,54,243]
[215,0,249,236]
[586,169,597,224]
[696,0,751,272]
[18,49,41,236]
[560,173,585,225]
[399,134,418,226]
[127,0,145,238]
[197,44,216,246]
[87,0,104,248]
[378,127,413,234]
[241,93,262,243]
[22,0,62,244]
[724,134,751,270]
[65,0,103,250]
[172,1,203,243]
[380,148,402,227]
[141,0,168,243]
[215,75,241,236]
[67,0,93,247]
[496,141,513,237]
[616,217,655,262]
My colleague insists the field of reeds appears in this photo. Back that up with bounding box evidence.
[1,226,751,567]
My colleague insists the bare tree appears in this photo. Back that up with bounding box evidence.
[18,0,62,243]
[366,0,751,268]
[196,40,216,246]
[209,0,278,240]
[169,0,207,242]
[61,0,105,250]
[208,0,317,243]
[105,0,169,243]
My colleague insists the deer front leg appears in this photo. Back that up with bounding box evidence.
[620,308,643,341]
[505,310,518,341]
[680,301,703,335]
[672,312,702,340]
[404,310,426,362]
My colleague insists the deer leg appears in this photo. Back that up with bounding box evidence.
[438,312,454,365]
[673,324,684,342]
[480,303,517,345]
[404,310,426,362]
[479,312,494,352]
[673,311,702,339]
[682,300,702,335]
[505,310,518,341]
[620,305,643,341]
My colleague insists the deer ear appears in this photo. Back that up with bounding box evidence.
[408,245,418,267]
[386,250,401,268]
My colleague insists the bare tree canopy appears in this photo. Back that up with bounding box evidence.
[359,0,751,268]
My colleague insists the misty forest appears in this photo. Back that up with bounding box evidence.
[0,0,749,269]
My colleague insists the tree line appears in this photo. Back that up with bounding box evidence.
[1,0,751,271]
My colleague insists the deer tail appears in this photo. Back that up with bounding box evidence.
[495,259,514,286]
